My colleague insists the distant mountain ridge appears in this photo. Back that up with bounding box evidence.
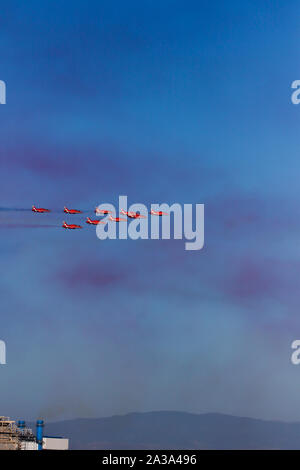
[30,411,300,449]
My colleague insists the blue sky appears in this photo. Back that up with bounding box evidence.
[1,0,300,422]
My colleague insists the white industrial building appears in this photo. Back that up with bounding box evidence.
[43,437,69,450]
[21,437,69,450]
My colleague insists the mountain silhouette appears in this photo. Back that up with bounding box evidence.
[32,411,300,449]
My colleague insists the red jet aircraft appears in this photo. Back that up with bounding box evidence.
[32,205,50,213]
[62,221,82,229]
[64,207,82,214]
[150,209,169,216]
[120,209,147,219]
[86,217,105,225]
[109,215,127,222]
[95,207,112,215]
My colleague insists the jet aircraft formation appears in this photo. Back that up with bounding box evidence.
[32,205,168,229]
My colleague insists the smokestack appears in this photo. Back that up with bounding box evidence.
[36,419,44,450]
[17,420,25,429]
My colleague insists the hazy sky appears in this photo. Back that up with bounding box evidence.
[1,0,300,422]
